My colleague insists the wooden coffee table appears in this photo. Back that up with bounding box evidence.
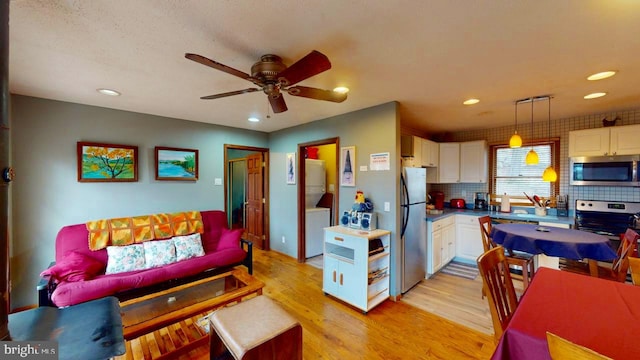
[119,269,264,358]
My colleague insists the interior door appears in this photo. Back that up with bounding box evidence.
[228,159,246,229]
[246,152,265,249]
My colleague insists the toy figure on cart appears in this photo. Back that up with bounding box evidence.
[352,190,374,212]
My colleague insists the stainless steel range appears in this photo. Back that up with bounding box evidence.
[575,199,640,249]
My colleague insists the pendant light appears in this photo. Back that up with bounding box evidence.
[509,101,522,148]
[542,96,558,182]
[525,98,539,165]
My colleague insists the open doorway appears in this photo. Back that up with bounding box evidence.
[297,138,340,263]
[225,144,270,250]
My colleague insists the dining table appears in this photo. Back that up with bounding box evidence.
[490,223,618,275]
[491,267,640,359]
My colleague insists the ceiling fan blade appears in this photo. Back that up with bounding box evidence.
[287,86,347,103]
[185,53,263,86]
[277,50,331,86]
[200,88,260,100]
[269,94,288,113]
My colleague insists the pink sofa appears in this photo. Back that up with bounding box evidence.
[38,210,253,307]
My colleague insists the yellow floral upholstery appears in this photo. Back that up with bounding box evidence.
[86,211,204,251]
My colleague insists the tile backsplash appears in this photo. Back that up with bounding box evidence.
[427,108,640,208]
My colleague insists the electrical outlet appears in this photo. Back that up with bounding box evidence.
[461,190,466,197]
[282,236,285,243]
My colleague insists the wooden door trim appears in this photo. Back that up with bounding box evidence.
[297,137,339,262]
[224,144,270,251]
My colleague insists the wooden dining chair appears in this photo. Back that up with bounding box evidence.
[546,332,612,360]
[561,228,639,282]
[478,216,535,290]
[629,256,640,286]
[477,246,519,343]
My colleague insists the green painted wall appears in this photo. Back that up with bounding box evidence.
[10,95,268,309]
[268,102,402,295]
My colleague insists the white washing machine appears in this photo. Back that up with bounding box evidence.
[305,207,330,258]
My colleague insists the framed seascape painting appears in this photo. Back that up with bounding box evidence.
[155,146,199,181]
[286,152,296,184]
[340,146,355,187]
[77,142,138,182]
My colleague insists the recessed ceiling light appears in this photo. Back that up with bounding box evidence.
[97,88,121,96]
[587,71,616,81]
[463,98,480,105]
[333,86,349,94]
[584,92,607,99]
[248,117,260,123]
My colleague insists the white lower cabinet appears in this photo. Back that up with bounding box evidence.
[427,216,456,275]
[455,214,484,263]
[323,226,391,313]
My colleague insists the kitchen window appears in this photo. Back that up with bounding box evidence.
[490,140,560,198]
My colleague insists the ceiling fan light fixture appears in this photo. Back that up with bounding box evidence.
[248,117,260,123]
[584,92,607,99]
[463,98,480,105]
[587,71,616,81]
[97,88,121,96]
[333,86,349,94]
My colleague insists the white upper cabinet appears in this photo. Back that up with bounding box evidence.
[428,140,487,183]
[421,138,439,167]
[460,140,488,183]
[568,128,610,157]
[610,125,640,155]
[401,135,423,167]
[569,125,640,157]
[402,135,439,167]
[436,142,461,183]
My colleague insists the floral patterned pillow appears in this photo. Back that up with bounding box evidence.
[173,233,205,261]
[105,244,146,275]
[143,239,177,269]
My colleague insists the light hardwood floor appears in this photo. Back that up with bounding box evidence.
[119,249,497,359]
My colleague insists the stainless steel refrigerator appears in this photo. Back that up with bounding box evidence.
[400,167,427,293]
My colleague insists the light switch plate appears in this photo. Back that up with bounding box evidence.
[214,178,222,185]
[360,165,368,171]
[384,202,390,212]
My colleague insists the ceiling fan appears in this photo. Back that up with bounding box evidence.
[185,50,347,114]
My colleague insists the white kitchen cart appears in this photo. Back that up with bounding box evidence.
[323,226,391,313]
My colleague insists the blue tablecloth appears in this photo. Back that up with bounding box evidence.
[490,223,617,261]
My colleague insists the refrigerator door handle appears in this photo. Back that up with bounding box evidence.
[400,173,409,237]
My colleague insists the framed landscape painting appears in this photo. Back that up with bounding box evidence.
[155,146,199,181]
[77,142,138,182]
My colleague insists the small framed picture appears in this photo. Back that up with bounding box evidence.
[340,146,355,187]
[77,142,138,182]
[286,152,296,184]
[155,147,199,181]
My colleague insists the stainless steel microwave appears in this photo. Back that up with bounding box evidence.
[570,155,640,186]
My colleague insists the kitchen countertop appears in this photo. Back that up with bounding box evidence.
[425,207,575,226]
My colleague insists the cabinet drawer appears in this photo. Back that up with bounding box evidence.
[325,233,359,248]
[433,216,455,230]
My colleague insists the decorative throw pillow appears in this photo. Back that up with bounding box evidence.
[40,251,105,282]
[105,244,146,275]
[143,239,177,269]
[217,228,243,251]
[173,233,205,261]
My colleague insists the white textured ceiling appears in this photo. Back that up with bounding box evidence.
[8,1,640,134]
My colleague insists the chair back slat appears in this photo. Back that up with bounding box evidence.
[478,216,495,252]
[612,228,639,282]
[477,246,519,342]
